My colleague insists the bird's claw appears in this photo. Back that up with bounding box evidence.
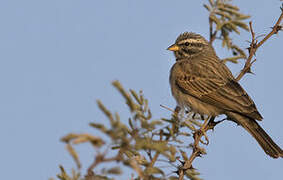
[199,131,209,145]
[207,118,226,131]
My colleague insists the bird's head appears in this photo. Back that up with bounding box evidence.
[167,32,211,60]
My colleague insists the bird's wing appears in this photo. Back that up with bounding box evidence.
[174,58,262,120]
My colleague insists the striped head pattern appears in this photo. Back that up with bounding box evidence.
[167,32,211,60]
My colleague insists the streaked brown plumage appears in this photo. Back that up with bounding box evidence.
[168,32,283,158]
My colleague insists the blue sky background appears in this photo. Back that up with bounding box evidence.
[0,0,282,179]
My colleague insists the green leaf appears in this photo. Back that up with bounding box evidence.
[188,118,203,127]
[215,11,232,20]
[237,14,251,20]
[112,80,136,112]
[149,120,163,128]
[96,100,114,123]
[89,123,108,133]
[231,44,247,57]
[144,167,164,176]
[232,20,249,31]
[169,145,177,162]
[128,118,134,129]
[223,3,239,11]
[180,150,189,161]
[203,4,211,11]
[72,134,105,147]
[185,169,202,180]
[208,0,214,6]
[183,121,196,131]
[222,55,245,64]
[209,15,221,29]
[130,89,143,105]
[169,176,179,180]
[218,7,242,16]
[66,144,81,169]
[225,22,240,34]
[135,138,169,153]
[57,166,71,180]
[106,167,122,175]
[60,133,79,143]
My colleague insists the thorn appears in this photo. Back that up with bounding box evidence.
[272,25,282,34]
[183,166,192,172]
[247,69,255,75]
[275,25,283,33]
[174,170,179,175]
[207,118,225,131]
[199,131,209,145]
[196,151,202,157]
[174,106,181,114]
[160,104,175,113]
[246,62,255,74]
[178,159,185,165]
[246,47,251,53]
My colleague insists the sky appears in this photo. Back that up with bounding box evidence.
[0,0,282,179]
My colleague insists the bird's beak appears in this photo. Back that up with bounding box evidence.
[167,44,179,51]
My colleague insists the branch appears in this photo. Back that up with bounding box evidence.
[130,159,145,179]
[209,18,217,44]
[87,151,121,175]
[177,5,283,180]
[178,117,219,180]
[236,7,283,81]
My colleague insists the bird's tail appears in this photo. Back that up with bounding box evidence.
[226,112,283,158]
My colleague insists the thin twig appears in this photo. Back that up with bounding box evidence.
[209,18,217,44]
[257,9,283,48]
[87,151,121,175]
[236,8,283,81]
[148,131,166,168]
[235,21,257,81]
[160,104,175,113]
[87,156,119,174]
[177,6,283,180]
[130,159,145,179]
[178,117,213,180]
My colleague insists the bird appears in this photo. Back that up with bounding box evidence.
[167,32,283,158]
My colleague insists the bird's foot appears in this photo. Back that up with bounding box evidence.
[194,117,211,145]
[199,130,209,145]
[207,117,226,131]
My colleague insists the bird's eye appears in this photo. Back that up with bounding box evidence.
[184,42,190,46]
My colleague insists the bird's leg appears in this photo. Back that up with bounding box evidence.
[174,106,181,114]
[199,134,209,145]
[208,116,215,126]
[173,105,182,121]
[207,116,226,131]
[192,112,196,119]
[196,116,210,145]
